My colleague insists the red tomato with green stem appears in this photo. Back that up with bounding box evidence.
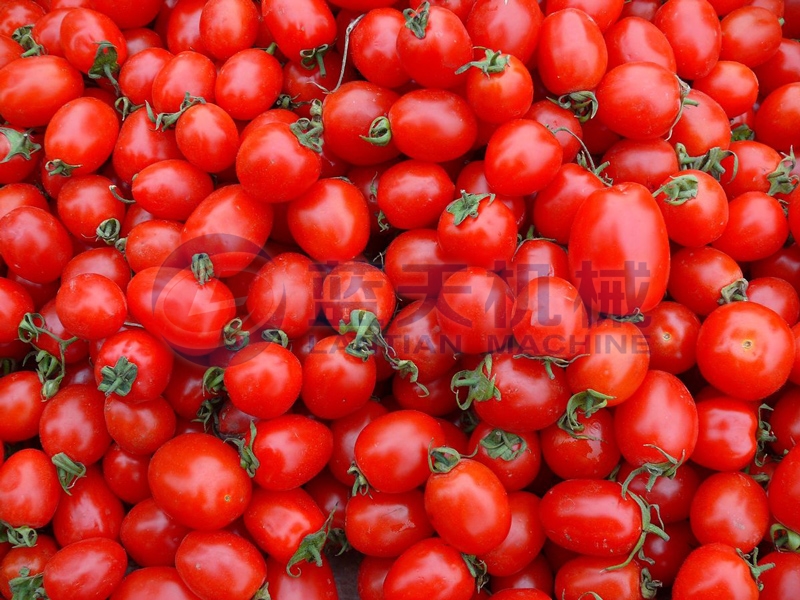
[55,274,127,341]
[112,108,183,185]
[690,396,760,471]
[601,138,679,193]
[452,353,572,431]
[437,192,518,271]
[461,50,533,124]
[383,537,476,600]
[754,82,800,155]
[0,534,58,600]
[711,191,789,262]
[148,432,252,530]
[669,88,731,158]
[43,97,119,177]
[56,175,127,245]
[395,2,472,90]
[174,103,239,174]
[555,555,654,600]
[672,543,761,600]
[350,8,409,89]
[110,566,202,600]
[467,425,541,493]
[262,0,336,68]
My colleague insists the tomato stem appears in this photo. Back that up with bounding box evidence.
[731,124,754,142]
[718,278,749,305]
[286,509,336,576]
[289,117,324,153]
[403,1,430,39]
[512,353,586,380]
[114,96,143,120]
[618,445,686,497]
[96,218,122,245]
[604,490,668,572]
[558,389,614,439]
[675,144,738,181]
[44,158,82,177]
[479,428,528,461]
[0,127,41,162]
[450,354,501,410]
[261,329,290,348]
[97,355,139,397]
[766,149,799,197]
[223,317,250,351]
[191,253,216,285]
[652,174,699,205]
[428,445,464,474]
[194,396,224,433]
[108,184,135,204]
[8,567,45,600]
[228,420,260,478]
[461,554,489,591]
[770,523,800,552]
[51,452,87,495]
[551,91,599,123]
[11,25,44,57]
[0,523,38,548]
[347,462,370,497]
[737,548,775,591]
[299,44,331,77]
[640,568,661,600]
[147,92,206,131]
[202,366,226,396]
[88,40,122,95]
[456,48,509,75]
[25,347,66,400]
[445,191,494,226]
[359,116,392,147]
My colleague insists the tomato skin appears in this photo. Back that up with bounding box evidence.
[175,530,267,600]
[287,178,370,263]
[693,60,760,119]
[198,0,259,61]
[111,566,202,600]
[44,97,119,177]
[180,184,273,278]
[484,119,562,196]
[637,301,700,374]
[0,55,84,128]
[654,0,722,79]
[596,61,682,140]
[0,206,73,284]
[555,555,648,600]
[350,8,409,88]
[614,370,698,467]
[112,108,183,185]
[263,555,337,600]
[696,302,795,401]
[100,445,151,505]
[539,479,642,557]
[174,103,239,174]
[477,491,545,577]
[60,7,128,74]
[711,191,789,262]
[52,464,125,546]
[243,487,325,564]
[119,497,190,567]
[0,448,61,528]
[604,15,677,71]
[672,543,759,600]
[601,138,679,193]
[0,534,58,599]
[387,89,478,163]
[720,5,782,67]
[669,88,731,157]
[568,182,670,317]
[262,0,336,65]
[654,169,728,248]
[424,458,511,555]
[537,8,608,95]
[759,551,800,600]
[148,433,252,530]
[378,160,455,231]
[249,415,333,491]
[354,409,446,494]
[383,538,475,600]
[754,82,800,154]
[345,488,434,558]
[0,371,45,442]
[768,444,800,532]
[690,397,758,471]
[689,471,769,552]
[43,538,128,600]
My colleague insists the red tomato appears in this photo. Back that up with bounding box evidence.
[119,498,190,568]
[696,302,795,401]
[43,538,127,600]
[568,182,670,317]
[672,543,759,600]
[148,432,252,530]
[536,8,608,95]
[0,448,61,529]
[768,444,800,533]
[690,396,759,471]
[383,538,476,600]
[654,0,722,79]
[0,206,73,284]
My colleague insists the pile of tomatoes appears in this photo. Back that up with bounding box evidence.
[1,0,800,598]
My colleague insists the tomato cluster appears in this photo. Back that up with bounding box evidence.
[0,0,800,598]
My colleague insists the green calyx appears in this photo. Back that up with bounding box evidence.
[286,509,336,577]
[450,354,501,411]
[299,44,330,77]
[191,253,216,285]
[146,93,206,131]
[359,116,392,147]
[8,567,46,600]
[445,191,494,226]
[767,149,799,197]
[557,389,615,439]
[456,48,509,76]
[604,490,669,572]
[88,40,122,94]
[619,446,686,498]
[718,278,749,304]
[479,428,528,461]
[227,421,260,478]
[97,356,138,397]
[11,25,44,57]
[51,452,87,495]
[44,159,81,177]
[653,174,699,206]
[223,317,250,352]
[96,218,122,245]
[676,144,738,181]
[403,1,430,39]
[0,127,41,163]
[551,91,599,123]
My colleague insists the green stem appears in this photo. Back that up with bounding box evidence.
[0,127,41,162]
[51,452,87,495]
